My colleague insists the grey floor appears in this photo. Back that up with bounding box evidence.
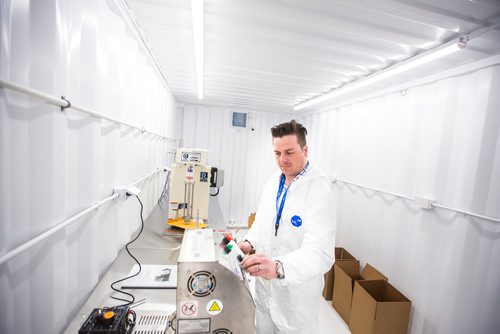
[319,299,351,333]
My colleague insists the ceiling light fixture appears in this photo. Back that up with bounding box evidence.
[191,0,204,99]
[294,37,468,111]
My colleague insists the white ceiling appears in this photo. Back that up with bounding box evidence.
[126,0,500,113]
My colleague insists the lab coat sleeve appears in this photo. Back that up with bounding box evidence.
[276,186,336,286]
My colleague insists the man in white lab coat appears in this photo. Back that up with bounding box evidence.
[239,120,336,334]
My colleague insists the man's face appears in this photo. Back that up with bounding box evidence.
[273,134,308,179]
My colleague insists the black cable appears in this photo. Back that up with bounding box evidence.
[158,172,170,205]
[210,188,220,196]
[127,309,137,326]
[110,195,145,306]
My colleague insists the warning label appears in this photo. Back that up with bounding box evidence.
[177,318,210,333]
[209,302,220,312]
[206,299,223,315]
[181,301,198,317]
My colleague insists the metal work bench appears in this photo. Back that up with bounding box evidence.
[64,196,228,333]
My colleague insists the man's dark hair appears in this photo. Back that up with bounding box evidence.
[271,120,308,148]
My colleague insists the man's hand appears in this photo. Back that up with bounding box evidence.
[237,241,253,255]
[240,253,277,280]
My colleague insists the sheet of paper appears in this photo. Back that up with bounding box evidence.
[121,264,177,289]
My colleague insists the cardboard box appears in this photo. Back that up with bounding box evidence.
[248,212,256,228]
[332,262,387,324]
[323,247,356,300]
[349,280,411,334]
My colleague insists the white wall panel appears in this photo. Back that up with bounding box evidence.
[303,65,500,334]
[0,0,178,333]
[180,105,289,226]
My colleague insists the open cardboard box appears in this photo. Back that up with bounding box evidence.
[332,262,387,324]
[349,280,411,334]
[323,247,357,300]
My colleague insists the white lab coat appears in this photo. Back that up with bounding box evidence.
[244,165,336,334]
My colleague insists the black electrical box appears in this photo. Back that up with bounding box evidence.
[78,306,133,334]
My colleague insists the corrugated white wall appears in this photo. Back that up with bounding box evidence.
[180,66,500,334]
[0,1,178,333]
[180,104,290,226]
[302,65,500,334]
[177,67,500,334]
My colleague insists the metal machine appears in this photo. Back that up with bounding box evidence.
[168,148,224,229]
[175,229,255,334]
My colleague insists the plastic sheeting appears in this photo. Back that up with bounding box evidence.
[0,0,177,333]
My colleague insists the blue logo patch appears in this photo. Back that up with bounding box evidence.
[291,215,302,227]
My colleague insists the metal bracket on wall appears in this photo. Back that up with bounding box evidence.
[60,96,71,111]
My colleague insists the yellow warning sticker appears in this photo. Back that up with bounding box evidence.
[206,299,223,315]
[209,302,220,312]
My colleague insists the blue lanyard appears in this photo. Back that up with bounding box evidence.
[275,175,288,236]
[274,161,309,236]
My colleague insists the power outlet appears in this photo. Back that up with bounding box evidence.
[415,197,435,209]
[114,186,141,200]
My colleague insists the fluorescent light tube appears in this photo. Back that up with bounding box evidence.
[294,39,464,111]
[191,0,204,99]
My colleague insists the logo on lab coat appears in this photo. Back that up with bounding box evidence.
[291,215,302,227]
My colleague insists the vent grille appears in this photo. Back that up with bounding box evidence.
[133,314,169,334]
[213,329,232,334]
[187,271,216,297]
